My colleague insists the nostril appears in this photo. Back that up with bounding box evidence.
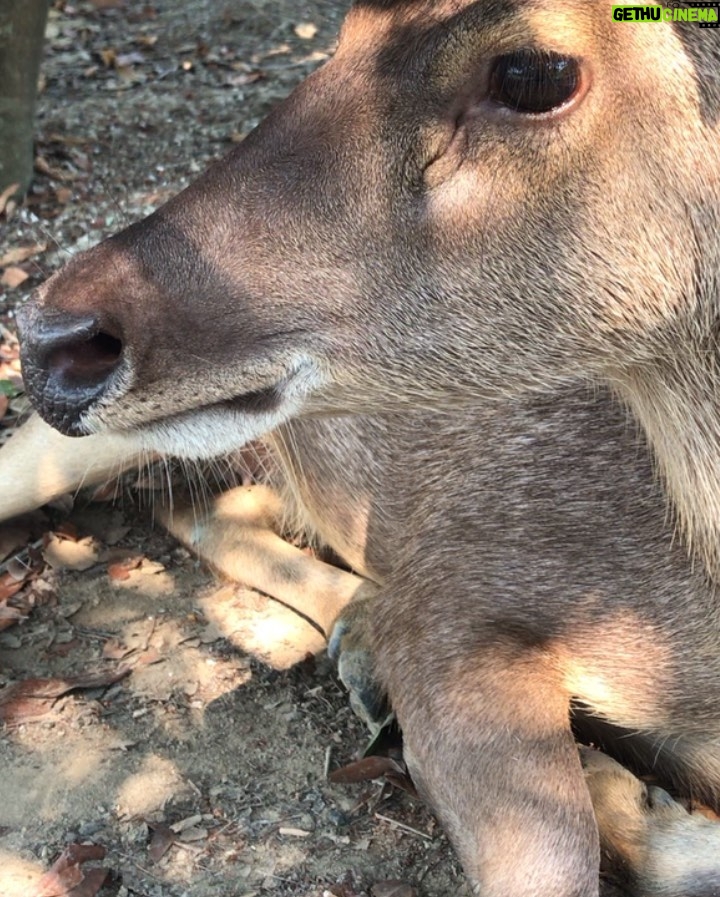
[46,330,123,388]
[23,311,125,396]
[23,311,123,389]
[19,310,126,435]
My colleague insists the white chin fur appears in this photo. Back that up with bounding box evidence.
[136,400,299,460]
[83,357,323,460]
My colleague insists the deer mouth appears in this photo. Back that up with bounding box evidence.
[81,358,323,460]
[220,383,283,416]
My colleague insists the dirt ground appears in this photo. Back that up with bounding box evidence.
[0,2,469,895]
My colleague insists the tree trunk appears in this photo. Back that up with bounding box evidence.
[0,0,49,198]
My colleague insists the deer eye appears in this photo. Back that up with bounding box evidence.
[489,50,581,114]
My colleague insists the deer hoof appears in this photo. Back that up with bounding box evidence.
[328,595,390,733]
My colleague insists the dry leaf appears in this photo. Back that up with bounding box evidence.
[43,533,100,571]
[1,267,30,288]
[0,182,19,215]
[0,570,29,602]
[136,647,163,665]
[0,243,47,267]
[48,638,82,658]
[0,665,131,724]
[34,156,77,183]
[102,638,132,660]
[55,186,73,204]
[35,861,82,896]
[66,867,109,897]
[330,752,418,797]
[99,47,117,67]
[328,755,406,784]
[148,822,176,862]
[34,844,108,897]
[0,605,27,630]
[107,556,142,581]
[54,522,79,541]
[384,769,418,797]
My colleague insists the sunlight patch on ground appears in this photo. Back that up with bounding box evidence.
[116,754,189,818]
[0,849,43,897]
[198,584,326,670]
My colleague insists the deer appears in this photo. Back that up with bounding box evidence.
[2,2,720,895]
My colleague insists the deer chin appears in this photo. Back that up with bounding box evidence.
[133,401,296,459]
[76,357,324,460]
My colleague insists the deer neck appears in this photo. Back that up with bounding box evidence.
[619,353,720,582]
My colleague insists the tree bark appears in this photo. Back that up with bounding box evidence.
[0,0,49,198]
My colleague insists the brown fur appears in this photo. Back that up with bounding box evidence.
[8,2,720,894]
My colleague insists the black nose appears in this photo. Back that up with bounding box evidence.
[18,306,124,436]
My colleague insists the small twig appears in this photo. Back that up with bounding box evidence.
[265,873,300,884]
[212,818,237,837]
[186,777,203,797]
[114,850,166,882]
[74,625,117,641]
[374,812,433,842]
[173,839,205,854]
[141,616,157,651]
